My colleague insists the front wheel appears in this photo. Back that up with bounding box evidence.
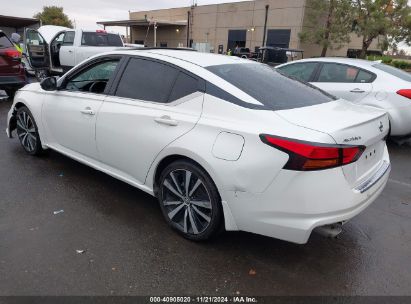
[16,106,44,156]
[158,160,223,241]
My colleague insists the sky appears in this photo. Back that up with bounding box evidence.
[2,0,410,52]
[1,0,249,33]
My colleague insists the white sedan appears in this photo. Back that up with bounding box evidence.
[277,57,411,137]
[6,50,391,244]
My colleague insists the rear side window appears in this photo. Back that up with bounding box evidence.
[206,63,334,111]
[278,62,318,82]
[63,31,75,46]
[373,63,411,82]
[115,58,179,103]
[82,32,123,47]
[168,72,199,102]
[0,34,13,48]
[317,63,359,83]
[356,70,375,83]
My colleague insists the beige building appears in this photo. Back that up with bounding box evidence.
[98,0,382,58]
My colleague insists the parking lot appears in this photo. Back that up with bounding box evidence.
[0,90,410,296]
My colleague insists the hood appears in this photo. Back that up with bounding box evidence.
[38,25,71,44]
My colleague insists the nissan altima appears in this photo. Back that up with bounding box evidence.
[6,50,391,243]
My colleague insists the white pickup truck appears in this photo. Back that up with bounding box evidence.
[24,26,129,79]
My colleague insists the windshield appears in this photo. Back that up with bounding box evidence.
[206,63,335,111]
[373,63,411,82]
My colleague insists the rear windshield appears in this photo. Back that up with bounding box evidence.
[373,63,411,82]
[0,33,12,49]
[81,32,123,47]
[206,63,335,110]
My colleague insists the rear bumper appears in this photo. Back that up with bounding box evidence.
[0,75,27,90]
[223,146,390,244]
[387,105,411,136]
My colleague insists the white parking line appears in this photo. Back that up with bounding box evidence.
[389,179,411,188]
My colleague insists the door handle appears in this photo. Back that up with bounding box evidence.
[350,88,365,93]
[80,107,95,116]
[68,50,73,53]
[154,115,178,126]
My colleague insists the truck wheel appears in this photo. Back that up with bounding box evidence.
[35,69,49,81]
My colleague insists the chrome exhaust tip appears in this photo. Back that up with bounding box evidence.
[314,222,344,238]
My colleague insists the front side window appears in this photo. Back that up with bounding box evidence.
[317,63,359,83]
[278,62,318,82]
[206,63,334,110]
[115,58,180,103]
[63,31,75,46]
[65,60,119,93]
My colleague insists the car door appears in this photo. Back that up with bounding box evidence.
[59,31,76,68]
[24,29,50,69]
[41,57,122,160]
[313,63,374,102]
[96,57,205,185]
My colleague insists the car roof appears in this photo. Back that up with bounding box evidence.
[105,49,255,67]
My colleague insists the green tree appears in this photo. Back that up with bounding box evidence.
[353,0,411,59]
[34,6,73,28]
[299,0,355,57]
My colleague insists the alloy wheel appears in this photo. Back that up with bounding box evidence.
[16,111,37,153]
[162,169,213,235]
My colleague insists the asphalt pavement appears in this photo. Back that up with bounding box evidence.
[0,91,410,296]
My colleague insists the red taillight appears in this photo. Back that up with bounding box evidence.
[96,29,107,34]
[396,89,411,99]
[3,49,20,59]
[260,134,365,171]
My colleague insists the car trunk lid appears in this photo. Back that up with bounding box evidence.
[276,99,389,187]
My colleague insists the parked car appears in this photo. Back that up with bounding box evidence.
[233,47,251,58]
[24,25,125,79]
[256,46,304,66]
[0,31,27,98]
[277,58,411,137]
[7,50,391,244]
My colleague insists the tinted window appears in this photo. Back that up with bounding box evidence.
[65,60,119,93]
[278,62,318,82]
[0,34,12,48]
[373,63,411,82]
[82,32,123,47]
[169,72,199,102]
[116,58,179,103]
[356,70,375,83]
[63,31,75,45]
[206,63,334,110]
[317,63,359,83]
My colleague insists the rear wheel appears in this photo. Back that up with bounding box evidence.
[16,106,43,156]
[158,160,223,241]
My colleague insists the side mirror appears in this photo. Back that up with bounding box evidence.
[40,77,57,91]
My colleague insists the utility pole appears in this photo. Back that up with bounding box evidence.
[154,21,157,47]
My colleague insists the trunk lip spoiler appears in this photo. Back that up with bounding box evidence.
[354,160,391,193]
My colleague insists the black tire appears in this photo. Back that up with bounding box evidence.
[158,160,223,241]
[15,106,44,156]
[5,89,16,99]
